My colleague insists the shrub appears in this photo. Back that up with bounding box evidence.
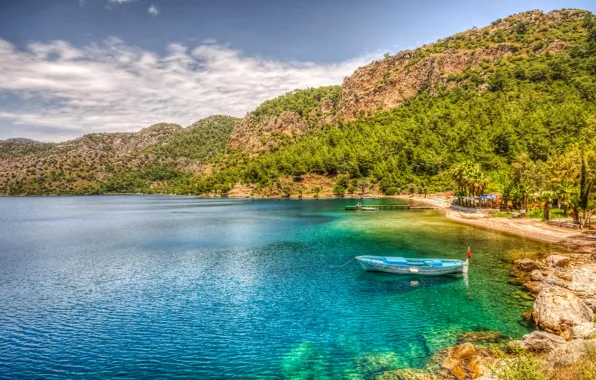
[493,348,545,380]
[384,187,398,196]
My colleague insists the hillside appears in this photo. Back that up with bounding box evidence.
[1,8,595,198]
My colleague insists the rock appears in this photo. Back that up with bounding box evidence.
[533,285,595,335]
[570,322,596,339]
[460,331,505,344]
[522,311,533,321]
[584,299,596,313]
[524,282,541,295]
[450,343,477,360]
[554,271,573,281]
[440,343,489,379]
[510,331,566,353]
[514,258,542,272]
[530,270,544,281]
[546,339,596,368]
[450,365,467,380]
[545,255,570,268]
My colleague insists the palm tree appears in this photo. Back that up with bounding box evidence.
[557,182,575,216]
[516,184,530,216]
[541,192,555,220]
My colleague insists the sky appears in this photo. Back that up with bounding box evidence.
[0,0,595,142]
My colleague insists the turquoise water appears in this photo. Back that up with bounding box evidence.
[0,196,563,378]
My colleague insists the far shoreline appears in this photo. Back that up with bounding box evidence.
[2,192,593,254]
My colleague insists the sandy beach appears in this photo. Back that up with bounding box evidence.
[402,195,596,255]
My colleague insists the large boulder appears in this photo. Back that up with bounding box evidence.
[509,331,566,353]
[514,258,542,272]
[543,264,596,308]
[532,285,594,336]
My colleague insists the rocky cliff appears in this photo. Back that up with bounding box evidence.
[336,9,587,121]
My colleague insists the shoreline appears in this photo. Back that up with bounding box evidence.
[402,195,596,255]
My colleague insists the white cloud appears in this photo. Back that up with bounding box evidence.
[0,38,379,141]
[109,0,137,3]
[147,5,158,17]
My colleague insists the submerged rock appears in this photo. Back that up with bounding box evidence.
[375,369,435,380]
[353,352,403,378]
[459,331,506,345]
[280,342,332,380]
[532,285,594,336]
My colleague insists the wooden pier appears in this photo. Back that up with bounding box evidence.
[345,204,437,211]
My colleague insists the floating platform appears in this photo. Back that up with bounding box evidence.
[345,204,437,211]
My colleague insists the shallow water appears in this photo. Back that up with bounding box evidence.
[0,196,564,378]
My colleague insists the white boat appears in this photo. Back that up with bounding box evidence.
[356,256,467,276]
[360,206,377,211]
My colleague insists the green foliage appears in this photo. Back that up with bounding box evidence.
[146,115,237,163]
[494,347,545,380]
[251,86,342,124]
[100,164,190,194]
[333,176,349,196]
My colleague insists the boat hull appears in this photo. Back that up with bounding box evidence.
[356,256,465,276]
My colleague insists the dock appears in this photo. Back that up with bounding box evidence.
[345,204,437,211]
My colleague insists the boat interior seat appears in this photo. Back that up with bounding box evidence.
[424,260,443,267]
[383,257,408,265]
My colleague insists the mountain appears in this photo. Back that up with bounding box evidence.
[1,8,595,197]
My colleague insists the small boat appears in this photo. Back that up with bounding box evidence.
[360,206,377,211]
[356,256,468,276]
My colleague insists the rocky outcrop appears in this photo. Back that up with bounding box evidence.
[229,111,311,154]
[336,45,517,121]
[545,339,596,368]
[545,255,570,268]
[532,284,594,337]
[438,343,497,380]
[514,258,542,272]
[509,331,566,353]
[543,265,596,302]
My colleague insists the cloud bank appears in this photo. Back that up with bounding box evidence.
[0,38,378,141]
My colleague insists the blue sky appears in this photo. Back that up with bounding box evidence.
[0,0,595,141]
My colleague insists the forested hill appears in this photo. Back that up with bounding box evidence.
[1,9,596,197]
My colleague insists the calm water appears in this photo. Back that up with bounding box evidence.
[0,196,563,379]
